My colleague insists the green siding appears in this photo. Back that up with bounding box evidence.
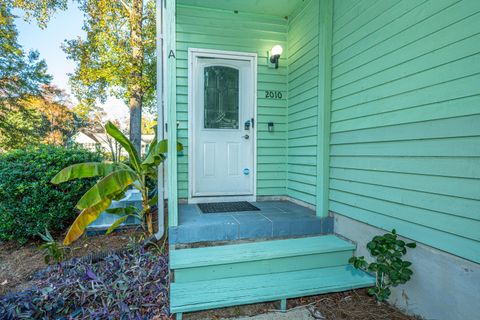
[287,0,320,205]
[175,6,288,198]
[330,0,480,263]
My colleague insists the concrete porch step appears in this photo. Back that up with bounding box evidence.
[170,265,375,314]
[170,201,333,244]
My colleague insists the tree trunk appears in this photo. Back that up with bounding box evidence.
[129,0,144,155]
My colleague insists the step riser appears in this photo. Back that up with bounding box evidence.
[171,265,376,314]
[173,249,354,283]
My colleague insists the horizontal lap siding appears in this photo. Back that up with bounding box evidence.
[176,6,288,198]
[331,0,480,263]
[287,0,319,205]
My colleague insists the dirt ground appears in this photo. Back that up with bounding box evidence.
[184,289,419,320]
[0,229,143,295]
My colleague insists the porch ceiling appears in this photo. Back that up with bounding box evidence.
[177,0,304,18]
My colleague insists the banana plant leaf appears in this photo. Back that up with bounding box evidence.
[64,197,113,245]
[142,139,183,168]
[76,170,139,210]
[105,216,129,235]
[148,194,158,206]
[106,206,138,216]
[105,121,141,172]
[50,162,131,184]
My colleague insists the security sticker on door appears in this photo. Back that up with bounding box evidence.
[243,168,250,176]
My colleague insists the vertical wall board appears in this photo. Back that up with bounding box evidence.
[316,0,333,217]
[166,0,178,226]
[330,0,480,263]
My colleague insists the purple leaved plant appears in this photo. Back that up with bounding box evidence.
[0,249,170,319]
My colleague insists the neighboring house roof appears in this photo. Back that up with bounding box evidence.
[72,132,99,144]
[73,131,154,145]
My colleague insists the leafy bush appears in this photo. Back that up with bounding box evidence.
[0,249,170,319]
[349,229,416,301]
[0,145,102,243]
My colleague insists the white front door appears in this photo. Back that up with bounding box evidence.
[191,55,255,198]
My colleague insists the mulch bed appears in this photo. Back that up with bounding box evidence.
[184,289,419,320]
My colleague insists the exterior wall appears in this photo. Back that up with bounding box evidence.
[286,0,320,205]
[335,214,480,320]
[175,5,288,199]
[330,0,480,263]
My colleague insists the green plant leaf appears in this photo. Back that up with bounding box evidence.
[106,206,138,216]
[64,197,113,245]
[105,216,129,235]
[148,194,158,206]
[76,170,139,210]
[50,162,130,184]
[406,242,417,248]
[402,261,412,267]
[142,139,183,168]
[105,121,141,172]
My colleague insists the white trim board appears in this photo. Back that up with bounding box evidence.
[187,48,258,204]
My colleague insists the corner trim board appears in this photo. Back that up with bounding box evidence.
[316,0,333,217]
[166,0,178,226]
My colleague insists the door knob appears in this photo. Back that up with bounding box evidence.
[242,134,250,140]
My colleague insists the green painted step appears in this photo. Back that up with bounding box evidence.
[170,265,375,313]
[170,235,356,282]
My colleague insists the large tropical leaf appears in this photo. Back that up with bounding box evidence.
[142,139,183,168]
[64,198,112,245]
[50,162,131,184]
[105,216,129,235]
[105,121,141,172]
[106,206,138,216]
[76,170,139,210]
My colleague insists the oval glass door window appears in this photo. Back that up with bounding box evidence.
[204,66,239,129]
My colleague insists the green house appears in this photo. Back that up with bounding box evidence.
[156,0,480,319]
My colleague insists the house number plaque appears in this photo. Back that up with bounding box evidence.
[265,90,283,99]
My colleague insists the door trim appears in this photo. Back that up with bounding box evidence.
[188,48,257,204]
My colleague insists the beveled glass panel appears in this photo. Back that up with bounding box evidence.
[204,66,239,129]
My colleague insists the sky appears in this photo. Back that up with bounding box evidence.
[14,1,129,123]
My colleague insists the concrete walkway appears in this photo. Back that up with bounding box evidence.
[222,308,316,320]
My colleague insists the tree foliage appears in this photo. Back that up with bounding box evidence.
[0,84,83,150]
[0,4,52,146]
[63,0,157,152]
[4,0,68,28]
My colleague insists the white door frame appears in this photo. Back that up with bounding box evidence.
[188,48,257,204]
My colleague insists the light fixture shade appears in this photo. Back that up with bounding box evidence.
[271,45,283,56]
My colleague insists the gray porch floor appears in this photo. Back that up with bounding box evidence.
[169,201,333,244]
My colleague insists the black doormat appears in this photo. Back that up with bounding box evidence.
[198,201,260,213]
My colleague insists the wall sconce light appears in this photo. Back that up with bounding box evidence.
[268,45,283,69]
[268,122,274,132]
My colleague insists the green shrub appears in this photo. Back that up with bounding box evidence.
[349,229,416,301]
[0,145,102,243]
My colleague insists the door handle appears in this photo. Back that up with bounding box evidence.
[242,134,250,140]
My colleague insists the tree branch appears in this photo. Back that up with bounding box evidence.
[119,0,132,15]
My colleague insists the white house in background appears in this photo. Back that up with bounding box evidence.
[72,131,154,156]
